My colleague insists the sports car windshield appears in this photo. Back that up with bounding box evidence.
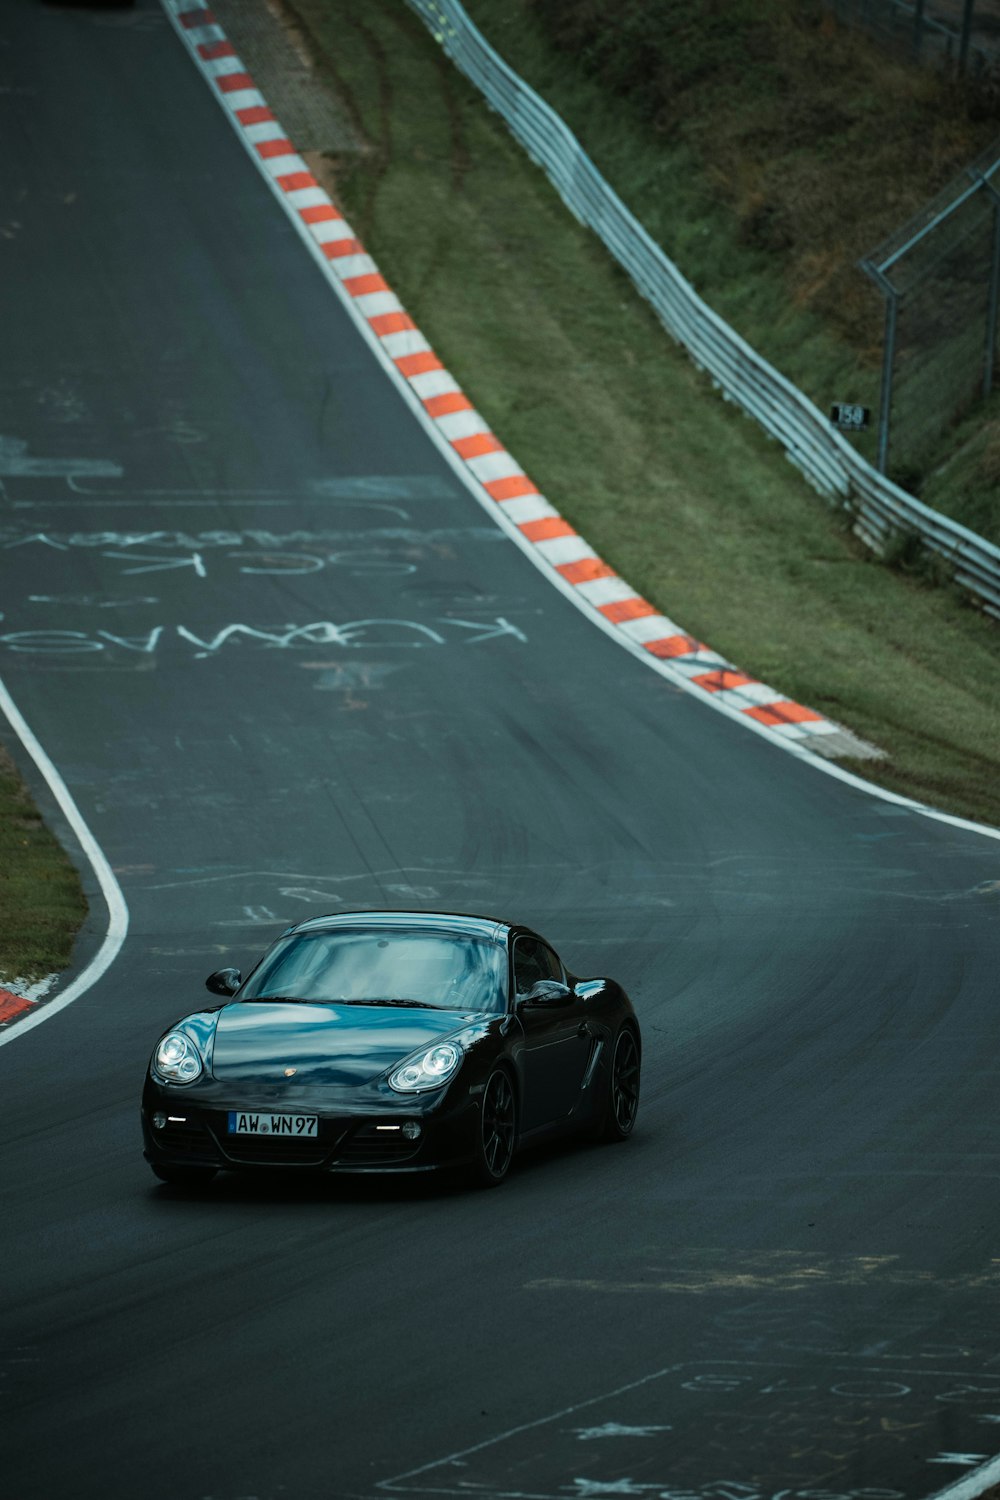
[240,929,507,1013]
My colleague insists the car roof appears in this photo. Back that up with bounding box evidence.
[287,910,513,944]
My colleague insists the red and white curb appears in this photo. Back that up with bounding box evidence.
[0,975,57,1029]
[163,0,878,761]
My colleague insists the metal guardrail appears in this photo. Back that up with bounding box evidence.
[406,0,1000,620]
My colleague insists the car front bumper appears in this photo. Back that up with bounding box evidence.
[141,1079,479,1175]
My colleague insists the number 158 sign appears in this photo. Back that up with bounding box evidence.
[830,403,870,431]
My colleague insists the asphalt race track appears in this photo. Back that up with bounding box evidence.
[3,5,1000,1499]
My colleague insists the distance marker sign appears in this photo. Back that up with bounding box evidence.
[830,403,871,431]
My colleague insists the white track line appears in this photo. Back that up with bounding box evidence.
[927,1455,1000,1500]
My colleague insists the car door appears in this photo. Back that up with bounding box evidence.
[514,934,593,1132]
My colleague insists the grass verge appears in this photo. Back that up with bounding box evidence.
[285,0,1000,827]
[0,744,86,986]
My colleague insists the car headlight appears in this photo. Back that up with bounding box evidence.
[388,1040,463,1093]
[152,1031,203,1085]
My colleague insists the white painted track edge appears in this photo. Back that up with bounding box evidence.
[0,676,129,1049]
[926,1454,1000,1500]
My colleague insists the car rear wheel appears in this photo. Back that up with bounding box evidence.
[151,1163,218,1187]
[472,1068,517,1187]
[596,1026,640,1142]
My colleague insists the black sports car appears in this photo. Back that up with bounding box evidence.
[142,910,641,1188]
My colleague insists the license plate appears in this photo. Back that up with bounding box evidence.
[227,1111,318,1137]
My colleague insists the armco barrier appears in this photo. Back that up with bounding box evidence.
[407,0,1000,620]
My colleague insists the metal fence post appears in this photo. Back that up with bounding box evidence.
[861,260,899,475]
[959,0,975,74]
[976,170,1000,397]
[913,0,927,59]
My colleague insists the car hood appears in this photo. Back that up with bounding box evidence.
[210,1001,479,1088]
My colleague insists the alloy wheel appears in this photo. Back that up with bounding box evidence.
[479,1069,516,1183]
[609,1028,640,1138]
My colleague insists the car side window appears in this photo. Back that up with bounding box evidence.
[513,936,563,995]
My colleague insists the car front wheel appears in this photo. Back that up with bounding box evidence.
[596,1026,640,1142]
[472,1068,517,1187]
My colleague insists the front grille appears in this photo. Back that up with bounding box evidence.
[218,1134,329,1166]
[203,1112,343,1167]
[185,1114,424,1169]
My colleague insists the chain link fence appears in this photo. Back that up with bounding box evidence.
[860,144,1000,480]
[819,0,1000,75]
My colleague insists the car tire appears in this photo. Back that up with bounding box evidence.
[594,1026,640,1142]
[151,1162,218,1187]
[472,1068,517,1187]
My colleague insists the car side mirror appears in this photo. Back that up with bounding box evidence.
[205,967,241,997]
[518,979,572,1008]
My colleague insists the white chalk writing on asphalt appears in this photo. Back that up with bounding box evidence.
[0,526,505,578]
[0,617,528,657]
